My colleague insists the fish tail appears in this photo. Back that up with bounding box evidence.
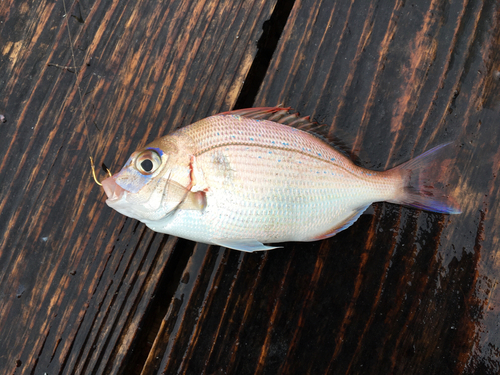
[387,143,461,214]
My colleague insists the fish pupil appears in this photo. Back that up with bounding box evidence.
[141,159,153,172]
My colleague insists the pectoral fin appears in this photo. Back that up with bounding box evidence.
[168,156,207,211]
[179,191,207,210]
[189,155,209,192]
[213,239,282,252]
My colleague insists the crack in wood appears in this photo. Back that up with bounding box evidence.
[234,0,296,109]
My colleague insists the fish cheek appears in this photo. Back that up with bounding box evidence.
[126,177,174,220]
[125,177,160,207]
[115,167,151,194]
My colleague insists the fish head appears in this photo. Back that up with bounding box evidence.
[102,136,193,223]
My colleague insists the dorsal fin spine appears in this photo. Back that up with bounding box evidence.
[218,107,356,161]
[221,107,316,128]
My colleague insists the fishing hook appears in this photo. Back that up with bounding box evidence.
[90,157,111,186]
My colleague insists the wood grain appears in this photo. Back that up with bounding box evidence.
[156,0,500,373]
[0,0,276,373]
[1,0,500,374]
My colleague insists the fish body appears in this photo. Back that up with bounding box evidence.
[102,108,460,252]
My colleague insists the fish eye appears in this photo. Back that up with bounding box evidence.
[135,150,162,175]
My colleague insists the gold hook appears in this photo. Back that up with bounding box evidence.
[90,156,112,186]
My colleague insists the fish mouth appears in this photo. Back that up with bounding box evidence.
[102,176,126,201]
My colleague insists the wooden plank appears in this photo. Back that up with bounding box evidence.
[0,0,277,373]
[2,0,500,373]
[153,0,500,374]
[256,0,500,372]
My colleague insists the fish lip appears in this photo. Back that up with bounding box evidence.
[102,176,126,201]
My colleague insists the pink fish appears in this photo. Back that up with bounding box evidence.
[101,107,460,252]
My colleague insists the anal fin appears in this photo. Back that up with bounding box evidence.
[311,205,370,240]
[213,239,281,252]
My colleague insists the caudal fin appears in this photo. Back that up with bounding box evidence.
[388,143,461,214]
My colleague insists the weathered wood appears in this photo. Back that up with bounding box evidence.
[255,0,500,372]
[0,0,277,373]
[2,0,500,374]
[154,0,500,374]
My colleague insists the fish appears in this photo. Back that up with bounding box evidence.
[101,107,461,252]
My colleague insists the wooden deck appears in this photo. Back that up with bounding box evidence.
[1,0,499,373]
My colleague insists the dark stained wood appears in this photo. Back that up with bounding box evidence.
[0,0,277,373]
[155,0,500,374]
[1,0,500,374]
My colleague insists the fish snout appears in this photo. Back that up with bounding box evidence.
[102,176,125,201]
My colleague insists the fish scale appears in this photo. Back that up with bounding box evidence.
[186,115,352,169]
[175,116,395,242]
[101,107,460,252]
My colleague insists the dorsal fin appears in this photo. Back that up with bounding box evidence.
[221,107,301,125]
[221,107,358,162]
[221,107,325,134]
